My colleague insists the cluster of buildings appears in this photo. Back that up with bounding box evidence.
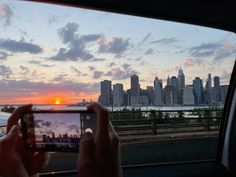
[98,66,229,107]
[42,132,80,146]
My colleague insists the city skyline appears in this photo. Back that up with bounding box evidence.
[0,0,235,104]
[99,67,229,107]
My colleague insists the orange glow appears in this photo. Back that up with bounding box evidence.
[54,98,61,105]
[0,92,99,105]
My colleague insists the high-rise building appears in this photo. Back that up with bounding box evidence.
[213,76,220,103]
[167,76,171,86]
[130,74,139,106]
[178,66,185,104]
[193,77,203,105]
[205,73,212,104]
[171,76,178,91]
[164,85,178,105]
[98,80,112,106]
[113,83,124,107]
[146,86,154,105]
[183,85,194,105]
[154,77,162,105]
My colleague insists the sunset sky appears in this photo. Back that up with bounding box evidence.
[0,0,235,104]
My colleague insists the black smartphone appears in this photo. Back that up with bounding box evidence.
[21,110,96,152]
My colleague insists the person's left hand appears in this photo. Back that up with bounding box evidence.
[0,104,50,177]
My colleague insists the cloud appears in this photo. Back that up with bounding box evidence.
[188,42,236,61]
[19,65,30,75]
[107,62,116,67]
[0,65,13,79]
[88,66,95,71]
[0,51,11,59]
[50,23,102,61]
[28,60,55,67]
[182,58,206,68]
[92,58,106,62]
[93,71,104,79]
[139,33,152,45]
[0,38,43,54]
[71,66,82,76]
[98,37,130,58]
[150,37,179,44]
[51,74,68,82]
[144,48,153,55]
[0,4,13,26]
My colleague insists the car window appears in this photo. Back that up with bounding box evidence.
[0,0,235,172]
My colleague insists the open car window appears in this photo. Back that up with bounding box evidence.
[0,0,236,175]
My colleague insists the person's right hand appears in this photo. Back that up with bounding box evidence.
[77,102,122,177]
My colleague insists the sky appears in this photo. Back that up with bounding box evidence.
[34,113,81,141]
[0,0,235,104]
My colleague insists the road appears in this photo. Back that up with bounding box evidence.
[44,137,218,173]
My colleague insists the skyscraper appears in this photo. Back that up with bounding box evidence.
[130,74,139,106]
[113,83,124,107]
[178,66,185,104]
[154,77,162,105]
[183,85,194,105]
[99,80,112,106]
[205,73,212,104]
[167,76,171,86]
[193,77,203,105]
[213,76,220,103]
[171,76,178,91]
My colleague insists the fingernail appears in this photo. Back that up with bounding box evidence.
[83,132,92,139]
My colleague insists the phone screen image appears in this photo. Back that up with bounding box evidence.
[21,111,96,152]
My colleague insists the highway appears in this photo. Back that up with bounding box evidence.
[44,137,218,173]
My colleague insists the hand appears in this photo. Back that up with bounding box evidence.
[0,104,50,177]
[78,102,122,177]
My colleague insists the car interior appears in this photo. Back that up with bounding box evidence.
[0,0,236,177]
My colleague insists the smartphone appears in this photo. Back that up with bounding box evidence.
[21,110,96,152]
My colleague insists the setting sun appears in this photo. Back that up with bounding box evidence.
[54,98,62,105]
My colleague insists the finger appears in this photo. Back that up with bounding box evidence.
[87,102,109,137]
[4,125,20,144]
[31,152,50,175]
[78,132,95,177]
[87,103,110,159]
[7,104,32,133]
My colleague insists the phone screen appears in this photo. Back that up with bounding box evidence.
[21,111,96,152]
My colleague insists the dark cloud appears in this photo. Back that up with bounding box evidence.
[188,42,236,61]
[0,4,13,26]
[98,37,130,58]
[19,65,30,75]
[68,124,79,130]
[0,65,12,79]
[51,74,68,82]
[0,51,11,59]
[92,58,106,62]
[0,38,42,54]
[50,23,102,61]
[189,43,221,58]
[150,37,179,45]
[42,121,52,127]
[93,71,104,79]
[144,48,153,55]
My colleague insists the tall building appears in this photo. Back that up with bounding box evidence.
[113,83,124,107]
[213,76,220,103]
[178,66,185,104]
[154,77,162,105]
[99,80,112,106]
[205,73,212,104]
[193,77,203,105]
[183,85,194,105]
[164,85,178,105]
[167,76,171,86]
[171,76,178,91]
[178,65,185,90]
[130,74,139,106]
[146,86,154,105]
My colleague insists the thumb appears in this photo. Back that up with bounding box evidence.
[78,132,96,177]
